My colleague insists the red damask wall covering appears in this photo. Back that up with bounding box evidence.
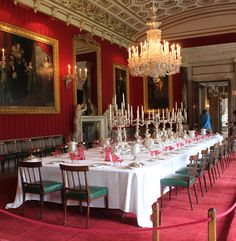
[0,0,130,140]
[0,0,236,140]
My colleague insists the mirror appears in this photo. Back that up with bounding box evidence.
[73,33,102,114]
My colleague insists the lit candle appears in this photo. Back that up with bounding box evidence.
[131,106,133,124]
[85,68,87,75]
[74,65,77,75]
[68,65,71,75]
[152,109,155,121]
[162,109,165,119]
[141,105,144,122]
[137,106,139,121]
[109,104,112,120]
[114,94,117,105]
[2,48,5,57]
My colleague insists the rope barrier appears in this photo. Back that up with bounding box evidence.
[0,201,235,234]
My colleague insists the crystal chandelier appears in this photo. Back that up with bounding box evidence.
[128,2,182,81]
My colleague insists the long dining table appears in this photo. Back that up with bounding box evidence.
[6,134,223,228]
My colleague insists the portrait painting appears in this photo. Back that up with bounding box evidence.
[0,21,59,114]
[113,64,129,108]
[144,75,173,112]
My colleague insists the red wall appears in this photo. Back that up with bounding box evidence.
[1,0,236,140]
[0,0,130,140]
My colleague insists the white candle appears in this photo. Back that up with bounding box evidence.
[141,105,144,121]
[2,48,5,57]
[148,110,150,120]
[152,109,154,121]
[162,109,165,119]
[175,102,177,111]
[68,64,71,75]
[137,106,139,121]
[114,94,117,105]
[127,103,130,119]
[109,104,112,120]
[131,106,133,124]
[181,101,183,111]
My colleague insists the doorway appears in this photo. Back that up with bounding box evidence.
[195,80,230,136]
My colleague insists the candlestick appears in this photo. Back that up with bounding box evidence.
[2,49,4,57]
[68,64,71,75]
[109,104,112,121]
[141,105,144,122]
[137,106,139,122]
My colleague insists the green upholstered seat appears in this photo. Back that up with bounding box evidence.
[24,181,63,194]
[18,160,63,219]
[60,164,108,228]
[160,174,196,187]
[66,186,108,200]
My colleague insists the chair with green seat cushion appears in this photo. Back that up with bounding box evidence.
[175,149,209,197]
[60,164,108,228]
[18,160,63,219]
[160,153,199,211]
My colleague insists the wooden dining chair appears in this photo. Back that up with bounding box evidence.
[60,164,108,228]
[160,153,199,210]
[175,149,209,197]
[18,160,63,219]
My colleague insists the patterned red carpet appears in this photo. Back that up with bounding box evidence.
[0,157,235,241]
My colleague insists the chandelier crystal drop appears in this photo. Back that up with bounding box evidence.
[127,3,182,81]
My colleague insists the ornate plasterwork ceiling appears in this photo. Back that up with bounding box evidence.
[14,0,236,47]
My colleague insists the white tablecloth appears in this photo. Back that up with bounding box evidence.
[6,134,223,227]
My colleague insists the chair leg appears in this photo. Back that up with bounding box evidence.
[216,163,221,177]
[105,195,108,209]
[203,174,208,192]
[198,177,204,197]
[40,194,44,220]
[64,199,67,225]
[187,188,193,211]
[207,169,213,187]
[193,184,198,204]
[86,202,90,228]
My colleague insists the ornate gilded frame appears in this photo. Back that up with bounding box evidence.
[143,75,173,112]
[0,21,59,114]
[73,33,102,114]
[113,64,130,107]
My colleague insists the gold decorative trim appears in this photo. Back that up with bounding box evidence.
[0,21,60,114]
[73,34,102,114]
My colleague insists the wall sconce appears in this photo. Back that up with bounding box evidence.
[63,64,73,88]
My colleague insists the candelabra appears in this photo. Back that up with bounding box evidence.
[63,64,73,88]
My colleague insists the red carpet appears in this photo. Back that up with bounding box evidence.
[0,157,235,241]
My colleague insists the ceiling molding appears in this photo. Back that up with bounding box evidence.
[15,0,236,48]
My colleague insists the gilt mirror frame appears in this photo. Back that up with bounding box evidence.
[73,33,102,114]
[0,21,59,114]
[143,75,173,112]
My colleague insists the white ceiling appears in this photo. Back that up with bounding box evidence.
[15,0,236,47]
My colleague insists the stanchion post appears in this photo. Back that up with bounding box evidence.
[152,202,160,241]
[208,208,216,241]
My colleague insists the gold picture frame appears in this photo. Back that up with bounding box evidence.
[143,75,173,112]
[113,64,129,108]
[0,21,59,114]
